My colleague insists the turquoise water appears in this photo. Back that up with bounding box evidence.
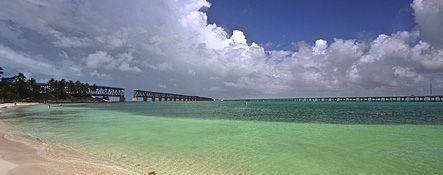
[1,101,442,174]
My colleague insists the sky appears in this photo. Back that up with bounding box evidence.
[207,0,416,49]
[0,0,442,99]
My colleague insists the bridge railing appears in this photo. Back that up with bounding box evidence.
[133,90,213,101]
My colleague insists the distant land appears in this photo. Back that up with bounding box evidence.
[0,70,106,103]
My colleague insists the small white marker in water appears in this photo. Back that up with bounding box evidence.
[246,102,248,105]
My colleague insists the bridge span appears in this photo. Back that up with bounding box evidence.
[228,95,443,102]
[133,90,213,101]
[88,86,125,102]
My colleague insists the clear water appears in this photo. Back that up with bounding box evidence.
[1,101,442,174]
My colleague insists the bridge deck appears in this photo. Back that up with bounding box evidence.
[133,90,213,101]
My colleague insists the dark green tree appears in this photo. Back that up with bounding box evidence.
[80,83,88,96]
[92,83,98,92]
[1,72,102,101]
[48,78,56,92]
[27,78,40,97]
[74,80,81,96]
[14,73,27,98]
[68,80,75,94]
[57,79,67,98]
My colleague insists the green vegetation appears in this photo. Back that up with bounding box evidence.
[0,70,101,103]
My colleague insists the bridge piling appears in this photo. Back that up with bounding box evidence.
[133,90,213,102]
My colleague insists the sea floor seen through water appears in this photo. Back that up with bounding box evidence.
[1,101,442,174]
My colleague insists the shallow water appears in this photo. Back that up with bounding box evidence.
[1,101,442,174]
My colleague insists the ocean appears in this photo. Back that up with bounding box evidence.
[1,101,442,174]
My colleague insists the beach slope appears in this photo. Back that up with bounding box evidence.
[0,103,136,175]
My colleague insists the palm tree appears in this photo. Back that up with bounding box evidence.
[74,80,81,96]
[14,73,27,98]
[92,84,98,92]
[27,78,39,96]
[58,79,67,99]
[68,80,74,94]
[80,83,88,96]
[48,78,56,92]
[85,83,90,95]
[59,79,67,93]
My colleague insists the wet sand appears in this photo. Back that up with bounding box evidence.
[0,103,137,175]
[0,102,40,110]
[0,132,49,175]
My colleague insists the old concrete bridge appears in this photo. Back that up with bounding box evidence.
[228,95,443,102]
[132,90,213,101]
[88,86,125,102]
[37,83,213,102]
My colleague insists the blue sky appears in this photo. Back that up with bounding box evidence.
[207,0,416,49]
[0,0,442,99]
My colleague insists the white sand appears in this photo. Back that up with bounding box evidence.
[0,155,17,175]
[0,102,40,112]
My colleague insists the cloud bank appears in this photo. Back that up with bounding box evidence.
[0,0,442,99]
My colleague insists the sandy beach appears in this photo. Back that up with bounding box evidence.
[0,102,40,110]
[0,103,137,175]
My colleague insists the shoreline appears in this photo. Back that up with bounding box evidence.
[0,102,40,111]
[0,103,137,175]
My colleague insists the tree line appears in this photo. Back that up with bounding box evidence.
[0,67,98,102]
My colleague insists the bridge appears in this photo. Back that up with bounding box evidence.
[227,95,443,102]
[37,83,126,102]
[132,90,213,101]
[88,86,125,102]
